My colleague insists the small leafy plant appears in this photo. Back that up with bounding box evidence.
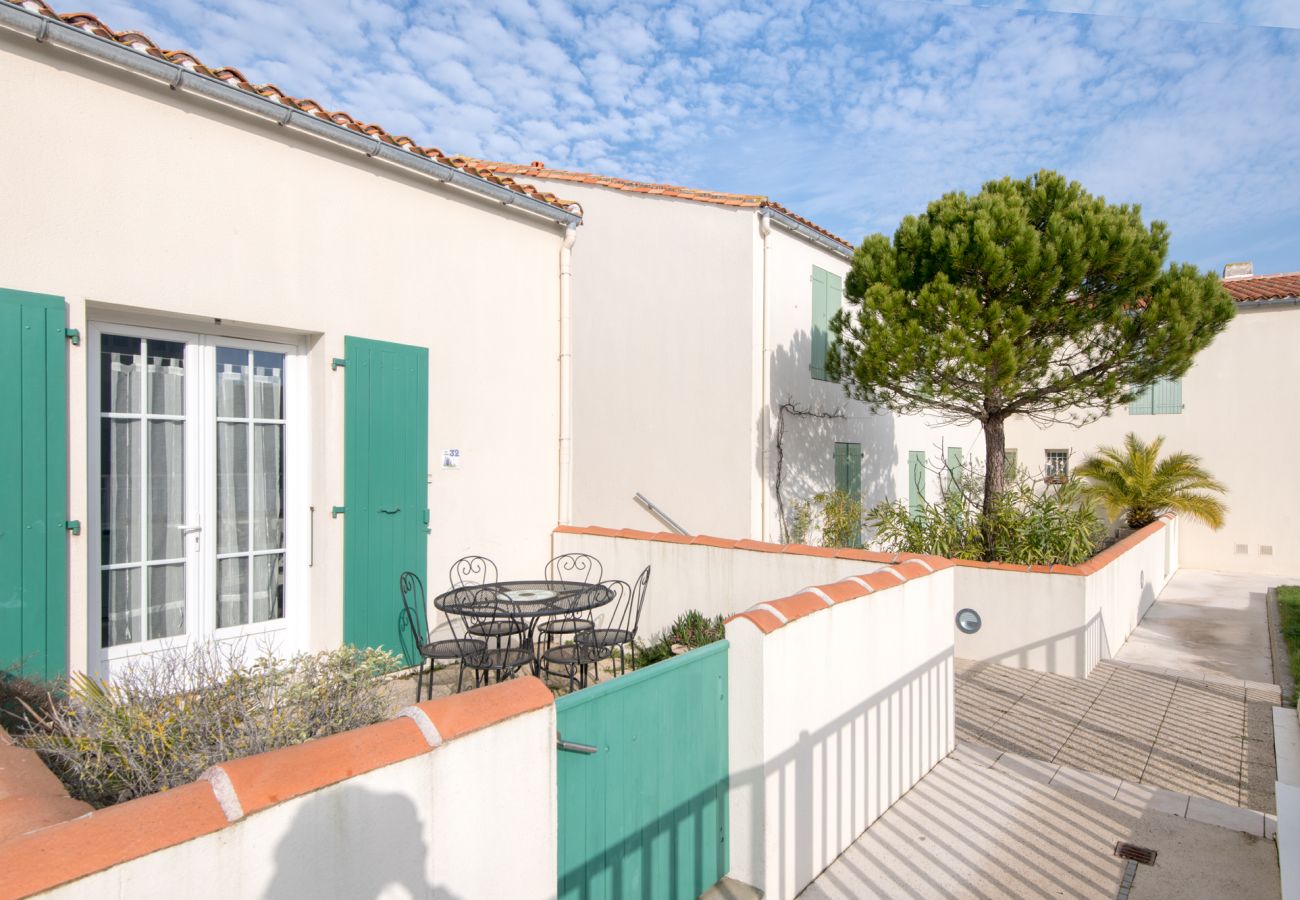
[1075,433,1227,530]
[632,610,726,669]
[14,643,401,807]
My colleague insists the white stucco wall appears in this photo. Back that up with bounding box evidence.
[762,226,982,542]
[37,706,557,899]
[512,178,759,539]
[0,34,566,673]
[726,569,955,899]
[1007,305,1300,576]
[953,519,1179,677]
[551,530,905,638]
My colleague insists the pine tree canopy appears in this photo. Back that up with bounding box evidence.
[828,170,1235,428]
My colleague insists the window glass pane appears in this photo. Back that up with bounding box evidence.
[146,340,185,416]
[100,334,142,414]
[217,556,248,628]
[216,347,249,418]
[252,554,285,623]
[217,422,250,553]
[148,420,185,560]
[253,351,285,420]
[100,418,141,565]
[102,568,141,647]
[253,424,285,551]
[148,564,186,639]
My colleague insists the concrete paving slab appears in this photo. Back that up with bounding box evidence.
[993,751,1059,784]
[802,753,1280,900]
[950,740,1002,768]
[1115,781,1190,817]
[1186,795,1266,835]
[1051,765,1123,802]
[1115,569,1281,683]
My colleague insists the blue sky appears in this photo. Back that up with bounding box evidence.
[92,0,1300,273]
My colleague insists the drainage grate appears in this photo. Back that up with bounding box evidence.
[1114,842,1157,865]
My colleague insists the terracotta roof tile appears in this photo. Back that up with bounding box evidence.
[9,0,577,215]
[474,161,855,250]
[1222,271,1300,303]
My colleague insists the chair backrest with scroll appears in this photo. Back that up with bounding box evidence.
[449,555,498,589]
[543,553,602,587]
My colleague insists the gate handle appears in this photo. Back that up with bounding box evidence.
[557,733,598,754]
[377,507,401,515]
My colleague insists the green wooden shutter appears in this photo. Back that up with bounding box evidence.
[1005,449,1018,475]
[908,451,926,517]
[946,447,963,480]
[342,336,429,659]
[847,443,862,500]
[1129,383,1155,415]
[833,442,846,492]
[1152,377,1183,414]
[811,267,828,380]
[0,289,68,680]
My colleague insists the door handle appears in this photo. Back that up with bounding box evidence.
[178,524,203,536]
[377,507,401,515]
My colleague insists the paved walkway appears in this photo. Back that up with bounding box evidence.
[1115,569,1287,682]
[800,750,1280,899]
[956,659,1280,811]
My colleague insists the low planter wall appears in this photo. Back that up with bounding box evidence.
[552,525,927,638]
[725,561,956,900]
[952,516,1179,678]
[0,679,558,900]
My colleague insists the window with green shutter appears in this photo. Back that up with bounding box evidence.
[834,442,862,500]
[810,266,841,381]
[1129,377,1183,415]
[908,451,926,517]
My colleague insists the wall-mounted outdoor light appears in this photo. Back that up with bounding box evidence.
[955,608,982,635]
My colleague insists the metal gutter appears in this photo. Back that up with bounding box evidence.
[763,205,853,260]
[1233,296,1300,312]
[0,2,581,229]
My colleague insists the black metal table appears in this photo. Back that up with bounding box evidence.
[433,580,613,675]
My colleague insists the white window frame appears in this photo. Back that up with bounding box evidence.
[87,319,310,678]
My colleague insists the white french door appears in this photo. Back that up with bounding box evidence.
[89,324,299,676]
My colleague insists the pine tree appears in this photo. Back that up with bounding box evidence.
[828,171,1234,557]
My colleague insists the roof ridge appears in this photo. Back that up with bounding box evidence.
[475,159,856,250]
[8,0,577,215]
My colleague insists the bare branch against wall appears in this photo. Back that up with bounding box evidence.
[774,400,846,542]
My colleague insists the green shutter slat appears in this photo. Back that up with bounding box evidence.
[342,336,429,659]
[947,447,963,481]
[811,267,828,380]
[1151,377,1183,414]
[908,451,926,517]
[1129,383,1155,415]
[833,442,847,493]
[0,288,68,680]
[848,443,862,500]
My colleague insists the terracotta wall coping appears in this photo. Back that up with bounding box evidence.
[0,677,554,897]
[554,517,1170,578]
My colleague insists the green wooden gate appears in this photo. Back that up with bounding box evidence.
[557,641,729,900]
[0,288,68,680]
[341,336,428,659]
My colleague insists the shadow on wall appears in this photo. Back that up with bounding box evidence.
[559,648,952,900]
[762,335,897,538]
[267,784,462,900]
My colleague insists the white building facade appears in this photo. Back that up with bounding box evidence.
[0,2,579,679]
[488,163,981,543]
[1007,270,1300,576]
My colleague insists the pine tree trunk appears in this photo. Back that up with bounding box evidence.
[981,416,1007,560]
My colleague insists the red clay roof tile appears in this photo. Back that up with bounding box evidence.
[9,0,577,215]
[473,161,854,250]
[1222,271,1300,303]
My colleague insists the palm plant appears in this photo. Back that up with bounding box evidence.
[1075,433,1227,530]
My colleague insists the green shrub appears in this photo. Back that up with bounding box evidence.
[633,609,726,669]
[15,644,401,807]
[787,490,865,549]
[867,461,1104,566]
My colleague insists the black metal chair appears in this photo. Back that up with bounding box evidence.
[537,553,603,658]
[458,587,534,686]
[399,571,486,700]
[450,555,526,648]
[575,566,650,681]
[540,579,621,692]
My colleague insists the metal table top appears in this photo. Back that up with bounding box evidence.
[433,580,613,619]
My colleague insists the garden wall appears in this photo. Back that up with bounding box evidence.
[552,525,925,638]
[951,516,1179,678]
[725,560,956,899]
[0,679,558,900]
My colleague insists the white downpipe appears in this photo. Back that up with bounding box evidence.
[759,211,773,541]
[558,224,578,525]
